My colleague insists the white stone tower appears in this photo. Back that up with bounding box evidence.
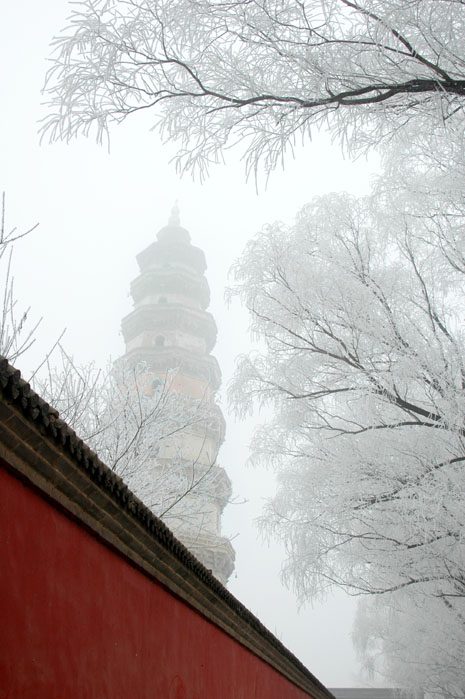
[120,206,235,584]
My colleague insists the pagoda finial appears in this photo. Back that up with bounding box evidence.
[168,201,180,227]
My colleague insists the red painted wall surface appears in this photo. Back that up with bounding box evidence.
[0,464,313,699]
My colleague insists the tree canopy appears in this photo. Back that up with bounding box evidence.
[230,189,465,599]
[43,0,465,175]
[229,177,465,692]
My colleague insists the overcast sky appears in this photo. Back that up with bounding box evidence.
[1,0,381,687]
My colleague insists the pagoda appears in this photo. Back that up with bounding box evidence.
[120,206,235,584]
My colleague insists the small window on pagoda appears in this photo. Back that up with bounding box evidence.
[155,335,165,347]
[150,376,163,397]
[158,296,168,304]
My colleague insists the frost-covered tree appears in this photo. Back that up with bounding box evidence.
[36,348,227,534]
[43,0,465,175]
[355,592,465,699]
[229,189,465,691]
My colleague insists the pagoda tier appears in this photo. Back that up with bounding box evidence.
[131,268,210,309]
[121,304,218,354]
[137,227,207,276]
[122,346,222,394]
[181,534,236,584]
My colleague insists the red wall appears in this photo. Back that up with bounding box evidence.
[0,464,313,699]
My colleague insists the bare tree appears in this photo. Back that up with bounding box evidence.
[42,0,465,175]
[35,347,230,536]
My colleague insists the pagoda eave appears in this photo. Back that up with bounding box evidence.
[121,305,217,353]
[122,347,222,391]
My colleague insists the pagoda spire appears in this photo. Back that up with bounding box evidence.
[168,201,180,227]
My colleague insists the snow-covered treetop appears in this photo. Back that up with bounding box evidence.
[42,0,465,176]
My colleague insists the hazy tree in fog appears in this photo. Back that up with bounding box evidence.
[35,348,225,534]
[43,0,465,176]
[355,592,465,699]
[229,187,465,695]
